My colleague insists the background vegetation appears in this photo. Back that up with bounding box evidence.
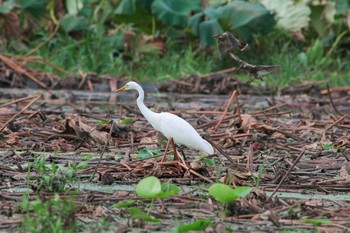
[0,0,349,87]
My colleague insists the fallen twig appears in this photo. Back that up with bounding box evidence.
[266,150,305,201]
[0,95,42,133]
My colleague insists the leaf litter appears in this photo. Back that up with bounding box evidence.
[0,60,350,232]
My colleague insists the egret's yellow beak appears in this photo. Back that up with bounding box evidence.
[115,85,128,92]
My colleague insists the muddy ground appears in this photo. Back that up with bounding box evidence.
[0,64,350,232]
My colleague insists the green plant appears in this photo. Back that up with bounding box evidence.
[208,183,251,217]
[252,156,267,187]
[209,184,252,203]
[174,219,213,233]
[302,218,332,227]
[29,155,91,192]
[135,176,180,199]
[137,148,162,159]
[20,193,78,233]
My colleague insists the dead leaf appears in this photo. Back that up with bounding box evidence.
[339,163,350,181]
[240,114,257,130]
[93,206,107,217]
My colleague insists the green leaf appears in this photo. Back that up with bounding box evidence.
[65,0,83,15]
[260,0,311,32]
[135,176,162,198]
[302,218,332,226]
[128,207,160,222]
[234,186,253,198]
[157,183,180,198]
[113,200,135,208]
[0,0,16,14]
[18,0,46,17]
[98,120,108,125]
[137,148,162,159]
[114,0,136,15]
[221,1,275,42]
[199,19,224,47]
[152,0,201,27]
[334,0,349,15]
[177,219,212,232]
[76,161,89,170]
[188,12,204,36]
[121,118,134,125]
[209,184,251,203]
[61,14,89,33]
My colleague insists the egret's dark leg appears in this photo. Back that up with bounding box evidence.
[170,138,188,169]
[178,148,187,161]
[161,137,173,162]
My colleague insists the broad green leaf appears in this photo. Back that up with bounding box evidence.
[128,207,160,222]
[199,19,224,47]
[65,0,83,15]
[334,0,349,15]
[135,176,162,198]
[177,219,212,232]
[152,0,201,27]
[188,12,204,36]
[261,0,311,32]
[157,183,180,198]
[234,186,253,198]
[302,218,332,226]
[19,0,46,17]
[61,14,89,32]
[113,200,135,208]
[209,184,251,203]
[121,118,134,125]
[114,0,136,15]
[0,0,15,14]
[221,1,275,41]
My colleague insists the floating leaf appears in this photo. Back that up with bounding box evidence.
[177,219,212,232]
[113,200,135,208]
[135,176,162,198]
[209,184,252,203]
[128,207,160,222]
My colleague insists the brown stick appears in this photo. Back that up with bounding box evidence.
[0,95,39,108]
[326,82,344,116]
[325,114,348,131]
[0,54,48,89]
[0,95,42,133]
[89,121,114,182]
[266,150,305,202]
[214,90,237,131]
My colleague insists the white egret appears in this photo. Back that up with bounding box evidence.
[115,81,214,156]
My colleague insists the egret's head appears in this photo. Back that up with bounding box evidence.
[115,81,139,92]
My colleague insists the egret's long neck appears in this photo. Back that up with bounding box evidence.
[134,85,161,131]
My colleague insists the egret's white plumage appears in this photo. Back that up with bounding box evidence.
[116,81,214,155]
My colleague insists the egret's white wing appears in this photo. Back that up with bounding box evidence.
[159,112,213,154]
